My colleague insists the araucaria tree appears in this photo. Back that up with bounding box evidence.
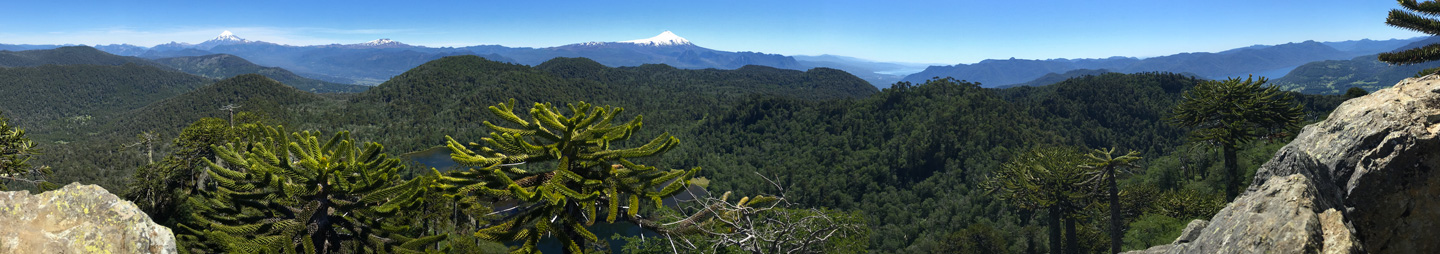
[1380,0,1440,64]
[1168,76,1302,199]
[442,99,699,253]
[986,147,1093,254]
[0,111,55,191]
[177,126,441,254]
[1081,148,1141,254]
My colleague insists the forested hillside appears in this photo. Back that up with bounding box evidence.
[1271,54,1440,94]
[152,54,369,93]
[6,54,1352,253]
[0,46,161,67]
[24,55,877,192]
[0,64,211,135]
[668,73,1194,251]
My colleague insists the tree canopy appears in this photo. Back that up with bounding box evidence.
[441,99,699,253]
[1169,76,1302,199]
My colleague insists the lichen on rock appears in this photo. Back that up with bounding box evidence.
[0,183,175,253]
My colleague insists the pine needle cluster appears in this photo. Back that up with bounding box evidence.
[441,99,699,253]
[1381,0,1440,64]
[176,125,441,253]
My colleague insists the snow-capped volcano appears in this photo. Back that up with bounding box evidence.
[620,31,692,46]
[362,38,397,46]
[213,30,245,42]
[196,30,259,50]
[358,38,410,47]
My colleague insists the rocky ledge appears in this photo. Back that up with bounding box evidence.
[1127,75,1440,253]
[0,183,175,253]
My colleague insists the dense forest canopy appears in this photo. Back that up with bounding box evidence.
[0,49,1355,253]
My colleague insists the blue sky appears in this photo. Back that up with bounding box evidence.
[0,0,1423,64]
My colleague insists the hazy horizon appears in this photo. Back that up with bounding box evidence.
[0,0,1424,64]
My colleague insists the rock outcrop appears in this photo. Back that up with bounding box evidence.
[1127,75,1440,253]
[0,183,176,253]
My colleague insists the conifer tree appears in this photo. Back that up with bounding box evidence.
[125,118,233,224]
[441,99,699,253]
[0,111,55,191]
[1380,0,1440,65]
[985,147,1093,254]
[1080,147,1141,254]
[177,125,442,254]
[1168,76,1301,200]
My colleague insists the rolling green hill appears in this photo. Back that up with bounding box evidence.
[26,55,878,189]
[0,46,162,67]
[1271,54,1440,94]
[114,74,327,135]
[345,56,876,152]
[151,54,370,93]
[0,64,211,134]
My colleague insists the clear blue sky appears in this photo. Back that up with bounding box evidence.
[0,0,1423,64]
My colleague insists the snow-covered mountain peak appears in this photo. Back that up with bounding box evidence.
[620,31,692,46]
[361,38,399,46]
[214,30,245,42]
[341,38,412,49]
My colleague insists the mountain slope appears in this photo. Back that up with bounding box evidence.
[685,72,1221,251]
[151,54,369,93]
[1321,37,1424,55]
[1271,54,1440,94]
[343,55,873,152]
[0,64,211,133]
[535,57,876,100]
[92,44,149,56]
[0,46,162,67]
[206,44,513,85]
[114,74,327,134]
[0,44,64,51]
[500,40,804,70]
[904,41,1369,87]
[997,69,1117,88]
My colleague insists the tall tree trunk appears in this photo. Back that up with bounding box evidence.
[1109,166,1121,254]
[1049,205,1062,254]
[1065,212,1078,254]
[146,143,154,164]
[1223,143,1239,200]
[1027,229,1038,254]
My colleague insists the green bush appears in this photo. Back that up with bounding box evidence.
[1122,214,1186,251]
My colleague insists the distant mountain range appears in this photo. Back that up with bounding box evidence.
[903,37,1426,88]
[2,32,1434,92]
[0,31,925,87]
[1270,37,1440,94]
[0,46,368,94]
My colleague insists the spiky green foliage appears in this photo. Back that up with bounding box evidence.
[1381,0,1440,65]
[985,147,1095,254]
[176,125,441,254]
[442,99,699,253]
[1080,148,1141,254]
[0,111,56,191]
[1168,75,1302,199]
[986,147,1092,212]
